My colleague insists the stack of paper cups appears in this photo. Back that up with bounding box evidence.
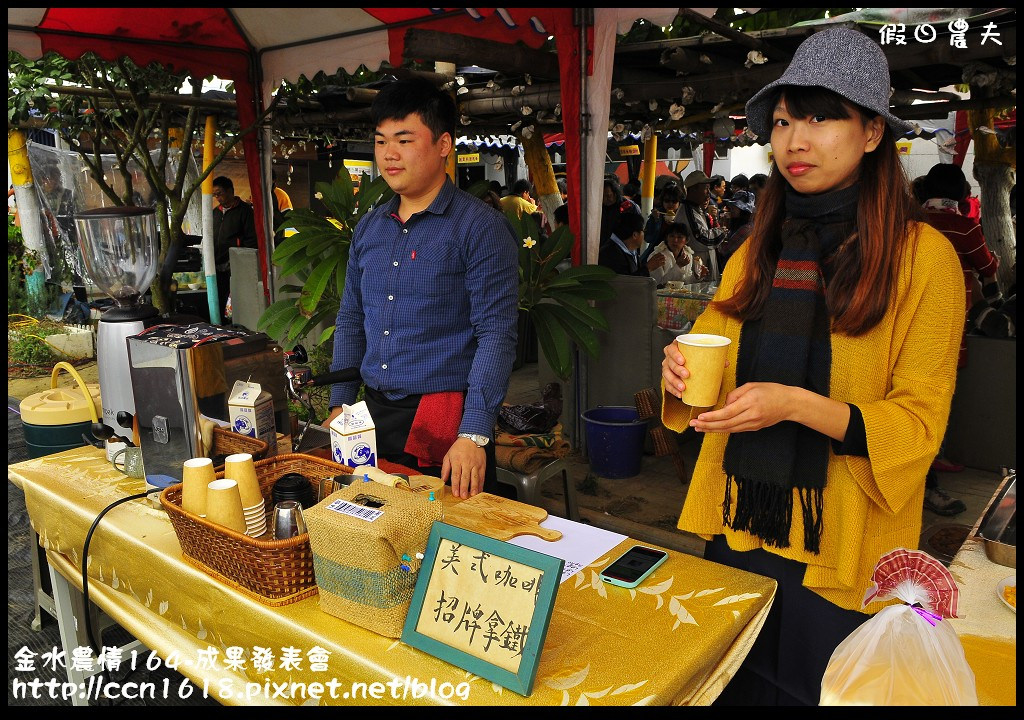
[225,453,266,537]
[181,458,216,517]
[205,479,246,533]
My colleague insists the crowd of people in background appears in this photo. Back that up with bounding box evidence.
[470,162,771,290]
[588,163,782,285]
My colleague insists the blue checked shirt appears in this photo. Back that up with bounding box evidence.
[329,179,519,437]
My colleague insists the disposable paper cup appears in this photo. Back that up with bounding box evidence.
[181,457,216,516]
[676,333,731,407]
[205,479,246,534]
[224,453,263,508]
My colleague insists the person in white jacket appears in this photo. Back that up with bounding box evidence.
[645,220,708,286]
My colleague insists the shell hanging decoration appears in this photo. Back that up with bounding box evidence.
[744,49,767,68]
[862,547,960,618]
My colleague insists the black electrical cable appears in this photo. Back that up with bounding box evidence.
[78,486,164,705]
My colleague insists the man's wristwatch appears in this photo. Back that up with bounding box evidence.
[457,432,490,447]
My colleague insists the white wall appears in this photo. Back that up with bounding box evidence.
[729,143,772,181]
[482,151,505,185]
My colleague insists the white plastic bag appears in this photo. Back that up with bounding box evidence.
[820,549,978,706]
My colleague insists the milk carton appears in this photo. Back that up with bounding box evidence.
[228,380,277,456]
[329,400,377,469]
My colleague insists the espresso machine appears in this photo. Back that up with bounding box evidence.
[126,323,289,478]
[75,206,160,440]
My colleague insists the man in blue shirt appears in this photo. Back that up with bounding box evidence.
[324,78,519,499]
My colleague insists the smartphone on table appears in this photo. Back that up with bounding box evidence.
[599,545,669,588]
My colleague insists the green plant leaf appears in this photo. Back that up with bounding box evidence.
[550,263,618,284]
[543,302,602,358]
[281,207,337,230]
[286,312,317,343]
[355,175,395,215]
[549,282,617,301]
[271,233,314,263]
[319,170,355,218]
[265,304,300,341]
[285,304,341,348]
[277,247,320,279]
[464,180,492,199]
[531,304,572,380]
[299,255,340,314]
[309,303,339,327]
[257,297,299,332]
[276,219,342,245]
[537,227,574,278]
[547,291,610,331]
[306,234,344,257]
[318,324,336,345]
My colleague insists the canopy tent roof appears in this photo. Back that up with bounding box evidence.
[8,8,554,91]
[9,7,593,282]
[12,8,1015,137]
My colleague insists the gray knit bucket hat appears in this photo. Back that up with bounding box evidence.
[744,27,915,139]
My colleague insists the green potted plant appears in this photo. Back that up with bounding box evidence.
[257,170,394,348]
[260,173,615,384]
[503,208,616,380]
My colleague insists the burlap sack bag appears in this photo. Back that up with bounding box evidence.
[304,481,443,637]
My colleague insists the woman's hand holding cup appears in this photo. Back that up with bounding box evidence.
[662,341,690,399]
[663,335,731,405]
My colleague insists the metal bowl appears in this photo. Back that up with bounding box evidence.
[975,474,1016,569]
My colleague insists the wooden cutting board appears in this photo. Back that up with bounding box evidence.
[441,492,562,542]
[405,475,446,495]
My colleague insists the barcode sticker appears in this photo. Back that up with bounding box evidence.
[326,499,384,522]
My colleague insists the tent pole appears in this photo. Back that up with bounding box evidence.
[641,133,657,220]
[575,8,591,454]
[8,131,47,312]
[262,124,276,301]
[201,115,221,324]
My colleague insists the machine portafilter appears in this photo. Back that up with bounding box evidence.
[283,345,360,452]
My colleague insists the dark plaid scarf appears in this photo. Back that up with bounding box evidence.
[722,184,859,553]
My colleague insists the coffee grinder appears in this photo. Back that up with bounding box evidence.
[75,206,160,440]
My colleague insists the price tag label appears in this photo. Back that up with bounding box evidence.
[326,498,383,522]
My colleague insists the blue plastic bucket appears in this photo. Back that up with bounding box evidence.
[581,406,648,479]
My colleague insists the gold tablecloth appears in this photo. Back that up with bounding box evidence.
[947,538,1016,706]
[10,446,776,706]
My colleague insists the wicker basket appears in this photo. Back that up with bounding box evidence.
[160,453,352,606]
[211,426,269,468]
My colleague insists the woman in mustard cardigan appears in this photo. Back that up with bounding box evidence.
[660,27,964,706]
